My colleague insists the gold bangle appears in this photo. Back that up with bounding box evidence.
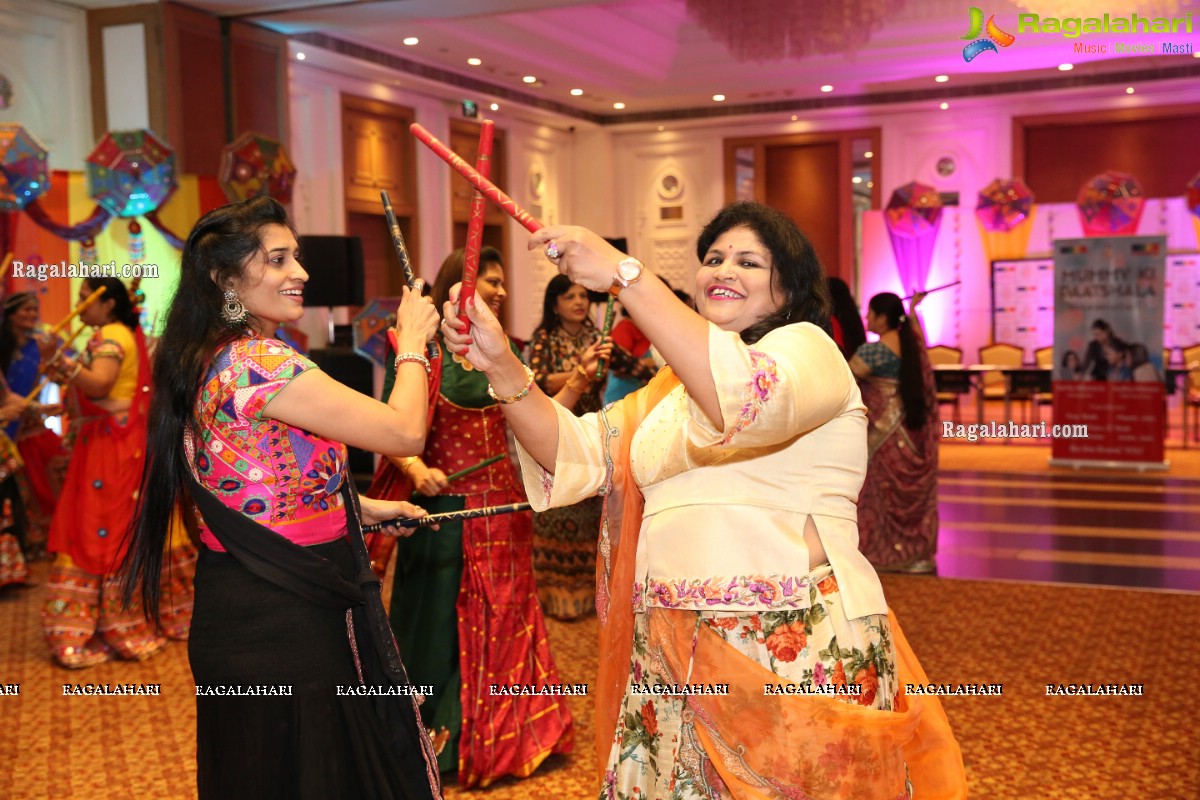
[487,364,535,406]
[394,351,432,377]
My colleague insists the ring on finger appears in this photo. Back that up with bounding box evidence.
[544,241,561,261]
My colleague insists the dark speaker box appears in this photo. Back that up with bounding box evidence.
[308,346,375,481]
[298,235,365,307]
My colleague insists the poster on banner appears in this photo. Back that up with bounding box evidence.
[1051,236,1165,467]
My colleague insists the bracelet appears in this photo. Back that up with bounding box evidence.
[397,456,421,474]
[64,361,83,384]
[394,351,432,377]
[487,364,535,405]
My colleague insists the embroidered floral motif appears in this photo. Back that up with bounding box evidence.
[299,446,343,510]
[641,574,811,611]
[721,349,778,445]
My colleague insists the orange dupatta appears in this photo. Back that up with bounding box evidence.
[593,371,967,799]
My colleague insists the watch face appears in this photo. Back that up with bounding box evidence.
[617,259,642,282]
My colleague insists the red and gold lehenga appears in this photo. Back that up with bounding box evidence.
[41,323,195,668]
[369,341,573,787]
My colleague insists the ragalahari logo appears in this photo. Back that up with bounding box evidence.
[962,7,1016,61]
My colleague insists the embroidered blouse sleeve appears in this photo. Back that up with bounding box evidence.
[686,322,854,448]
[514,401,608,511]
[223,338,317,423]
[852,341,889,375]
[90,323,133,361]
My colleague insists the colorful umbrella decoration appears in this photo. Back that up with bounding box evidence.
[884,181,943,293]
[219,132,297,204]
[352,296,402,367]
[86,129,177,218]
[1076,170,1144,236]
[0,124,50,211]
[975,178,1034,233]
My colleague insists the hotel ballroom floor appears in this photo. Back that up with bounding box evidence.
[1,419,1198,799]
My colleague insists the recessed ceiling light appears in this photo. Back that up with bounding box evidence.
[790,115,798,121]
[613,102,626,110]
[490,103,499,111]
[713,94,726,102]
[467,57,482,66]
[868,181,874,188]
[402,37,419,46]
[570,88,583,96]
[657,126,664,131]
[864,151,873,159]
[296,52,306,60]
[939,102,949,110]
[820,84,834,93]
[1058,63,1073,71]
[935,75,949,83]
[522,75,537,84]
[852,176,863,184]
[1126,86,1135,94]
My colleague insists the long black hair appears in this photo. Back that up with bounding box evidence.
[868,292,929,430]
[0,292,38,372]
[536,273,593,334]
[84,276,141,330]
[694,202,830,345]
[121,196,293,619]
[827,277,866,359]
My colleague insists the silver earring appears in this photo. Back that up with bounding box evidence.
[221,289,247,326]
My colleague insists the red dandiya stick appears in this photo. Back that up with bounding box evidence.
[595,296,615,381]
[410,123,544,233]
[459,120,495,332]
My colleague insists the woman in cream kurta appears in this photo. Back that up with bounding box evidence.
[440,202,966,800]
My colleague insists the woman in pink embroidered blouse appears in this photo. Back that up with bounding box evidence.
[122,197,444,800]
[440,202,966,799]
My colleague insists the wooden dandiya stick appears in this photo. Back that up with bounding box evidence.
[904,280,960,300]
[380,191,439,361]
[23,376,49,403]
[445,453,504,484]
[596,296,616,381]
[362,501,532,534]
[459,120,495,332]
[0,253,12,281]
[410,123,544,234]
[48,286,107,337]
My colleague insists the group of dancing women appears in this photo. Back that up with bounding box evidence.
[2,191,965,798]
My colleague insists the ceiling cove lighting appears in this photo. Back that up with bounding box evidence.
[467,57,482,66]
[522,75,537,84]
[935,75,949,82]
[940,102,949,110]
[570,88,583,96]
[402,37,419,46]
[1058,63,1074,71]
[489,103,499,111]
[713,94,726,101]
[613,102,626,110]
[295,52,306,60]
[820,84,834,93]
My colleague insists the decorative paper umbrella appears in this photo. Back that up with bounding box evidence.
[86,129,177,218]
[1076,170,1144,236]
[0,124,50,211]
[885,181,943,292]
[352,297,402,367]
[219,131,297,204]
[976,178,1034,233]
[1186,171,1200,220]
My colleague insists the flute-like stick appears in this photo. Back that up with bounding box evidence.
[411,123,544,234]
[35,323,87,380]
[596,296,616,381]
[459,120,495,332]
[24,376,49,403]
[47,287,107,337]
[904,280,961,300]
[445,453,504,484]
[0,253,12,281]
[380,190,439,361]
[363,501,532,533]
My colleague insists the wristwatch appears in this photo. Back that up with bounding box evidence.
[609,257,644,297]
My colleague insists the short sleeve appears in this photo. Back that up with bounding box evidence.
[687,322,855,448]
[90,323,134,361]
[217,338,316,424]
[853,341,889,373]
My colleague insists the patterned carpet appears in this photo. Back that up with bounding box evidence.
[2,560,1198,799]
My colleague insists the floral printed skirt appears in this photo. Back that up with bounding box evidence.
[601,565,900,800]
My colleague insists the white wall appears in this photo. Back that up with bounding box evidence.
[0,0,93,170]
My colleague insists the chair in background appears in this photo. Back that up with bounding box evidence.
[928,345,967,424]
[978,343,1026,422]
[1033,346,1055,424]
[1185,343,1200,445]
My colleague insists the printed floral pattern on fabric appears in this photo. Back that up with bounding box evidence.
[602,568,900,800]
[721,349,778,445]
[191,337,348,541]
[641,574,813,611]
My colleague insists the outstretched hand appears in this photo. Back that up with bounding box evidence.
[359,495,435,537]
[529,225,626,293]
[441,282,510,372]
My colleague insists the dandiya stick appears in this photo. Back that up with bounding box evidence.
[362,501,532,533]
[48,287,106,337]
[36,323,87,378]
[24,376,49,403]
[459,120,495,332]
[410,123,544,234]
[595,296,616,381]
[445,453,503,484]
[903,280,960,300]
[0,253,12,281]
[380,190,439,361]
